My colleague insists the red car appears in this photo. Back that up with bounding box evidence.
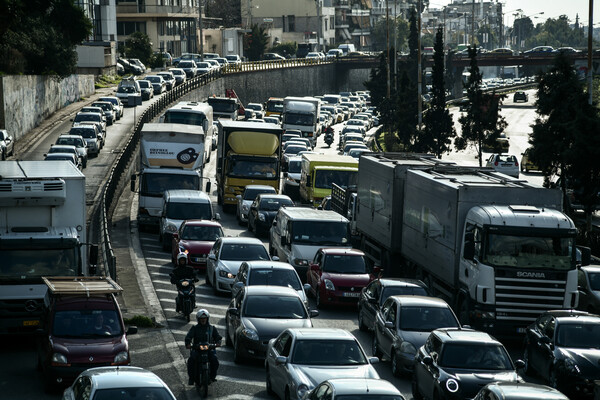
[171,219,224,270]
[306,248,376,308]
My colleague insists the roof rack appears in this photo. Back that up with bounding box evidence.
[43,276,123,297]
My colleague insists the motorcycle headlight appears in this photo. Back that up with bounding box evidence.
[324,279,335,291]
[399,341,417,356]
[51,353,68,364]
[564,358,581,374]
[297,383,309,398]
[165,223,178,233]
[293,258,308,266]
[445,378,459,393]
[258,213,266,222]
[241,328,259,341]
[113,351,129,364]
[219,269,234,279]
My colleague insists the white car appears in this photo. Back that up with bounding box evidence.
[98,96,124,119]
[485,153,520,178]
[62,366,176,400]
[206,237,271,294]
[265,328,380,400]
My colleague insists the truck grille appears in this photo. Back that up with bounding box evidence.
[495,271,567,323]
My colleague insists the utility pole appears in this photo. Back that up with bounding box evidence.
[471,0,475,44]
[386,0,390,98]
[199,0,204,60]
[417,0,422,127]
[587,0,594,105]
[316,0,322,52]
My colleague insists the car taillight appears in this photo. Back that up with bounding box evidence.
[494,161,498,166]
[514,160,518,166]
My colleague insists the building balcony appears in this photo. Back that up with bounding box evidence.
[335,20,350,28]
[350,28,371,36]
[335,0,350,9]
[116,3,197,19]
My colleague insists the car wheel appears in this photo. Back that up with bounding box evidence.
[549,367,558,389]
[411,375,423,400]
[372,335,382,359]
[316,290,324,309]
[205,269,212,286]
[225,320,233,347]
[265,367,274,395]
[212,273,218,295]
[357,309,368,332]
[523,345,534,376]
[248,219,254,232]
[391,352,401,377]
[284,388,291,400]
[233,337,244,364]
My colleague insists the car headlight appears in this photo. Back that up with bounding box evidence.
[293,258,308,266]
[445,378,459,393]
[52,353,68,364]
[113,351,129,364]
[564,358,581,374]
[242,204,249,212]
[258,213,266,222]
[399,341,417,356]
[219,269,234,279]
[165,223,178,233]
[297,384,309,398]
[324,279,335,291]
[241,328,259,341]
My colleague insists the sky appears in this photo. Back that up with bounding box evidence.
[429,1,600,27]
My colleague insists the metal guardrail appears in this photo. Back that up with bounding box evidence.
[94,70,221,279]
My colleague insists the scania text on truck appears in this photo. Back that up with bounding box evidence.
[331,153,586,336]
[131,123,207,230]
[299,153,358,207]
[216,120,283,211]
[159,101,214,164]
[0,161,97,334]
[282,97,321,146]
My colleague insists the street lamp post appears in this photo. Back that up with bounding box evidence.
[315,0,322,52]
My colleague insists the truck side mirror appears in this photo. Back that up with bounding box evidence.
[130,174,137,192]
[89,244,98,275]
[280,236,287,246]
[205,181,211,193]
[463,240,475,261]
[577,246,591,266]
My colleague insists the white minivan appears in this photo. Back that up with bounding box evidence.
[159,190,220,251]
[337,43,356,55]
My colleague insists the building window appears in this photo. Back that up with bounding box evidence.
[117,21,147,36]
[330,16,334,30]
[288,15,295,32]
[324,19,327,31]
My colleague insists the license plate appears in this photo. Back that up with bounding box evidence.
[516,327,526,333]
[23,320,40,327]
[343,292,360,297]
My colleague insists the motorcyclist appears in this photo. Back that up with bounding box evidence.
[324,126,334,146]
[185,309,222,385]
[170,252,197,312]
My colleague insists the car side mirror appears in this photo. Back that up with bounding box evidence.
[303,283,311,292]
[275,356,287,365]
[309,263,320,271]
[236,194,242,200]
[423,356,433,366]
[384,321,394,329]
[208,254,216,260]
[172,233,179,239]
[514,359,525,369]
[368,356,379,364]
[310,309,319,318]
[228,308,239,317]
[126,326,138,335]
[214,213,221,221]
[271,255,279,261]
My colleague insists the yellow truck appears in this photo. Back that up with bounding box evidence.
[299,153,358,206]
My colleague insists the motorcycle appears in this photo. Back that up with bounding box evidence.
[324,134,334,147]
[175,277,197,321]
[193,342,217,397]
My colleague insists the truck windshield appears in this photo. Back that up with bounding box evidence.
[483,233,574,270]
[0,246,80,280]
[291,221,349,245]
[208,100,236,113]
[163,110,206,126]
[283,112,314,126]
[52,310,123,338]
[141,173,199,196]
[166,202,212,220]
[314,170,358,189]
[227,157,278,179]
[266,102,284,113]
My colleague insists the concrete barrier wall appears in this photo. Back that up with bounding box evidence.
[0,74,95,141]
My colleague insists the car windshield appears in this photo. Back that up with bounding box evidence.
[52,310,123,338]
[291,339,367,365]
[287,160,301,173]
[74,114,100,123]
[158,73,172,80]
[147,76,161,83]
[588,272,600,290]
[247,269,301,290]
[165,202,212,220]
[117,85,137,93]
[197,62,211,68]
[219,243,269,261]
[243,188,274,201]
[138,81,151,88]
[483,233,574,270]
[71,129,96,139]
[180,225,222,241]
[49,147,76,154]
[92,387,174,400]
[291,221,348,246]
[226,56,238,61]
[323,254,366,274]
[440,344,513,370]
[171,69,185,75]
[284,146,305,155]
[259,197,293,211]
[381,286,429,301]
[314,169,358,190]
[556,323,600,348]
[92,103,111,111]
[243,295,306,319]
[398,306,459,332]
[56,138,84,147]
[99,98,118,106]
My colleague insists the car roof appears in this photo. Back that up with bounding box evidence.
[244,184,276,191]
[256,194,292,201]
[220,237,264,245]
[326,378,401,396]
[45,153,76,160]
[319,248,365,256]
[278,207,348,222]
[163,189,210,202]
[181,219,222,227]
[378,277,428,288]
[244,260,295,271]
[541,309,594,320]
[387,295,449,308]
[58,135,84,140]
[433,328,498,344]
[581,265,600,273]
[288,328,356,340]
[244,285,301,297]
[83,366,169,390]
[483,382,568,399]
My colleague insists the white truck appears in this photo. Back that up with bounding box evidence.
[282,97,321,146]
[0,161,97,334]
[131,123,208,230]
[333,153,587,337]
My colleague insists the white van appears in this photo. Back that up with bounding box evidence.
[269,207,351,280]
[159,190,220,250]
[337,43,356,55]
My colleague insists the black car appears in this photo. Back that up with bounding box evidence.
[523,310,600,398]
[513,91,528,103]
[262,52,285,61]
[224,285,317,363]
[358,278,431,332]
[413,328,524,400]
[248,194,294,236]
